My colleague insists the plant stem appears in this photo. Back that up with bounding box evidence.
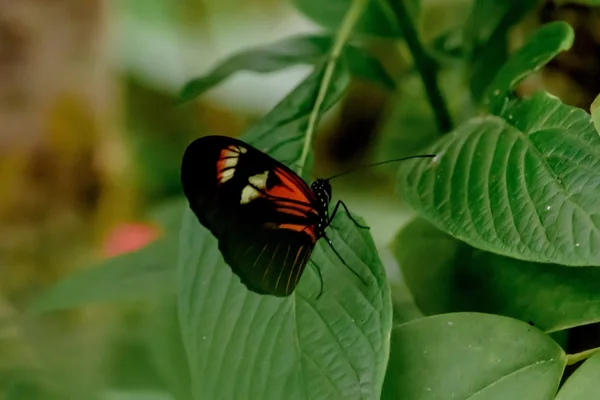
[386,0,453,134]
[297,0,368,172]
[566,347,600,366]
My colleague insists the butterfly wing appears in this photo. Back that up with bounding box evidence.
[181,135,321,296]
[218,223,315,296]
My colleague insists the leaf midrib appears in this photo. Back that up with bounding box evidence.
[291,224,377,399]
[518,127,600,242]
[466,357,563,399]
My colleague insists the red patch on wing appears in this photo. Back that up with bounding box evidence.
[216,149,229,178]
[261,167,319,241]
[273,204,313,218]
[278,223,317,242]
[267,167,314,204]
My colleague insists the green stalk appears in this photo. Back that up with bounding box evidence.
[297,0,368,171]
[566,347,600,366]
[386,0,453,134]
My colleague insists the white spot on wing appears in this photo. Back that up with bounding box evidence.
[218,148,241,183]
[248,170,269,189]
[240,170,269,204]
[220,168,235,183]
[222,156,238,169]
[241,185,260,204]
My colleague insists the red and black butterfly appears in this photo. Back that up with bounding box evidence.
[181,135,433,297]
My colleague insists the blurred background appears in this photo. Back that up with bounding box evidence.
[1,0,600,398]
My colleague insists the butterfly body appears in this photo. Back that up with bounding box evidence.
[181,135,338,297]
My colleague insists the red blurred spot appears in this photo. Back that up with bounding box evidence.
[103,222,161,257]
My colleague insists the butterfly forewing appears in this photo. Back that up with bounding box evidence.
[181,135,322,296]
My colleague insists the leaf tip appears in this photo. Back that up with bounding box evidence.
[178,78,207,104]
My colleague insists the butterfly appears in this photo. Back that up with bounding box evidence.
[181,135,435,298]
[180,135,371,298]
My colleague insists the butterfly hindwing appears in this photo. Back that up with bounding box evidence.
[219,224,315,296]
[181,135,322,296]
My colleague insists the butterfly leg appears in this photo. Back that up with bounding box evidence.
[323,234,368,287]
[309,260,325,299]
[328,200,370,229]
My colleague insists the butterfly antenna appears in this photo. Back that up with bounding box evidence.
[323,234,368,287]
[324,154,436,181]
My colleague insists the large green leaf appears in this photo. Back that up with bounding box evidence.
[382,313,566,400]
[399,91,600,266]
[391,218,469,315]
[467,0,542,103]
[291,0,419,38]
[178,61,391,399]
[179,209,390,399]
[28,200,184,313]
[484,22,574,114]
[394,218,600,332]
[555,353,600,399]
[179,35,395,102]
[28,240,177,314]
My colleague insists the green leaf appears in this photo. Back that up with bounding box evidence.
[484,22,574,113]
[556,353,600,399]
[28,200,184,313]
[144,299,192,400]
[178,207,391,399]
[463,0,541,50]
[28,241,177,313]
[179,34,394,102]
[468,0,542,102]
[591,92,600,133]
[399,91,600,266]
[391,218,469,315]
[291,0,419,38]
[382,313,566,400]
[390,281,423,325]
[394,218,600,333]
[468,254,600,332]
